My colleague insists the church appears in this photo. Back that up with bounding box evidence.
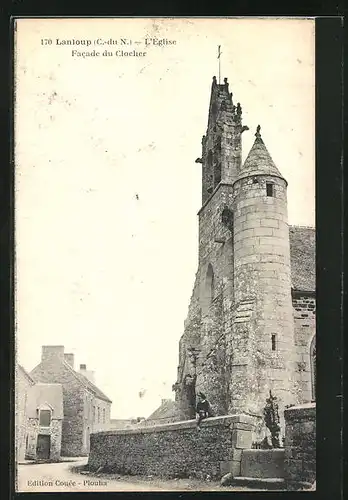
[172,76,316,429]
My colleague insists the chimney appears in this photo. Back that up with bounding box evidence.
[64,353,75,369]
[41,346,65,364]
[79,364,95,384]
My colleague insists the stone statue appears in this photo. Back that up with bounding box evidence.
[263,390,281,448]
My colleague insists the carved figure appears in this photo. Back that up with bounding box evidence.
[263,390,281,448]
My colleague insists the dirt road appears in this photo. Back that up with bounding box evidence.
[17,459,164,492]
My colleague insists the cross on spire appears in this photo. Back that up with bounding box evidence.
[217,45,222,84]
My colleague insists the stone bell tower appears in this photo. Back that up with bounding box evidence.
[174,76,249,418]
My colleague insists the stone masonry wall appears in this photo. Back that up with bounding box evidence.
[15,367,33,462]
[26,418,62,460]
[82,392,111,453]
[292,293,316,403]
[175,184,235,418]
[284,403,316,487]
[88,415,256,480]
[30,361,85,456]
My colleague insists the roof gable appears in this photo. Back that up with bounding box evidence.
[27,383,63,419]
[30,357,112,404]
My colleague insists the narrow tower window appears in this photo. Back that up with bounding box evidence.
[271,334,277,351]
[222,207,234,233]
[266,183,274,197]
[202,263,214,314]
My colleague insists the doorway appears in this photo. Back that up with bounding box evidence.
[36,434,50,460]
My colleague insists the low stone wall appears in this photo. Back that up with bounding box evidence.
[88,414,256,480]
[284,403,316,487]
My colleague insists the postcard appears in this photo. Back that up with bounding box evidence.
[14,17,315,492]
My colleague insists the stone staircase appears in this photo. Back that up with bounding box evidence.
[223,449,286,490]
[232,477,285,490]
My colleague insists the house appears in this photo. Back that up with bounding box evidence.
[30,346,112,456]
[144,399,182,426]
[109,418,144,430]
[15,364,35,462]
[25,383,63,460]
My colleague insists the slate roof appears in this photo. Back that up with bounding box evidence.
[27,383,64,419]
[146,399,181,422]
[63,361,112,403]
[18,364,35,385]
[289,225,316,292]
[236,130,286,183]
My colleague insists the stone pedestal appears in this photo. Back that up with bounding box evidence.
[284,403,316,487]
[219,414,257,478]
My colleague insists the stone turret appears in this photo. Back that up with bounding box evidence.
[230,125,296,426]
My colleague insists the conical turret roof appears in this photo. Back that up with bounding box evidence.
[235,125,286,183]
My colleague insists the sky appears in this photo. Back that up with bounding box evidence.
[15,18,315,418]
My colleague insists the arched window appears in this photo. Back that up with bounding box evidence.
[207,150,213,168]
[310,336,316,401]
[214,162,222,187]
[211,102,217,121]
[205,264,214,304]
[206,150,214,195]
[205,263,214,307]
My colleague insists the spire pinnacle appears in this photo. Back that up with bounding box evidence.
[234,124,287,185]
